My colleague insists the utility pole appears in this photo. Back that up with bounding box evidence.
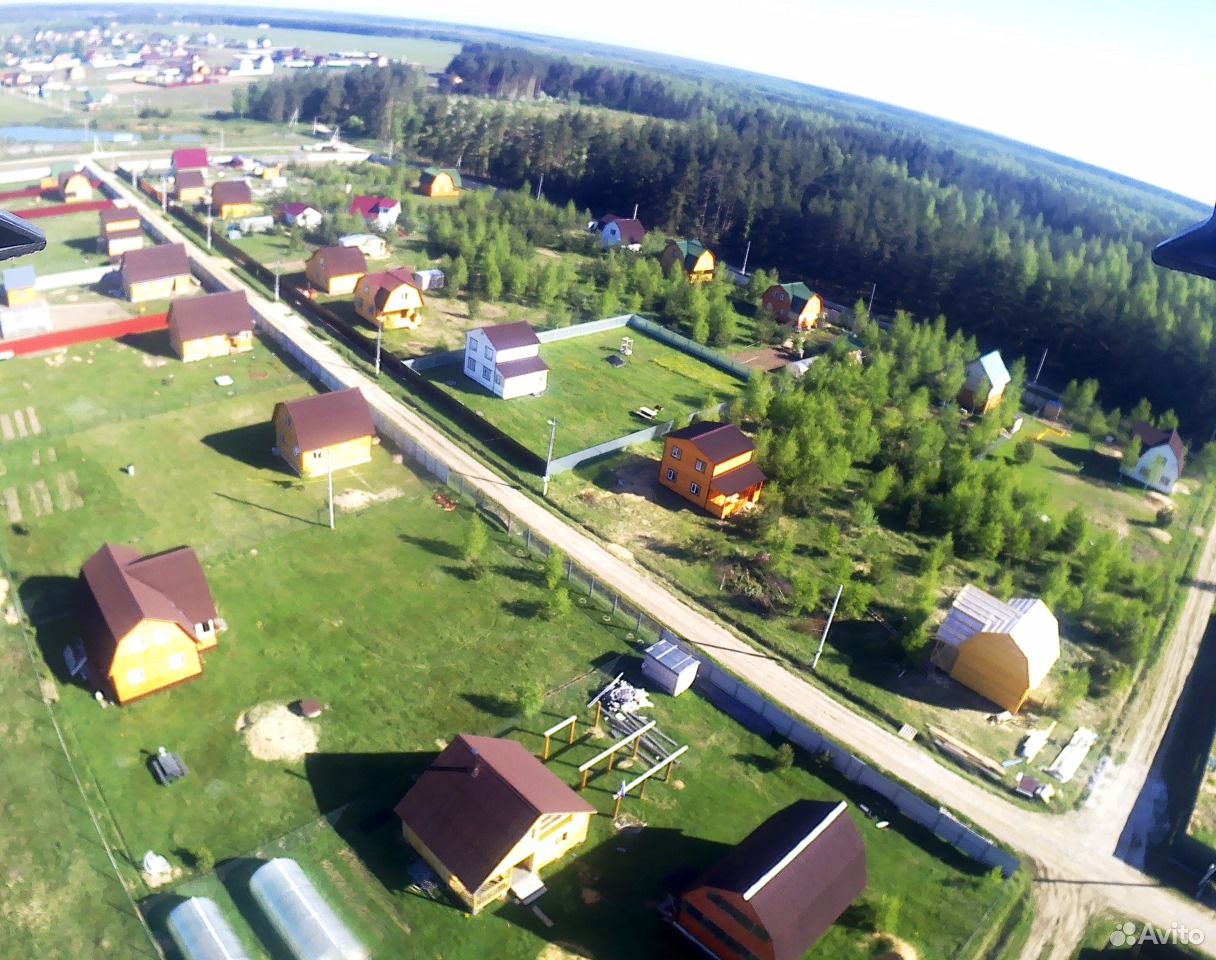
[812,584,844,671]
[374,321,383,377]
[205,212,212,250]
[867,282,876,315]
[273,260,280,302]
[535,172,543,201]
[327,449,335,530]
[1034,347,1048,384]
[632,202,638,219]
[740,239,751,277]
[542,417,557,497]
[160,175,166,212]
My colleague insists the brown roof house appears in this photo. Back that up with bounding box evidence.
[57,170,93,201]
[672,800,867,960]
[174,169,207,204]
[304,245,367,296]
[120,243,193,303]
[98,206,144,258]
[353,267,424,331]
[659,422,765,518]
[78,543,222,704]
[211,179,255,219]
[167,290,254,362]
[595,213,646,250]
[931,584,1060,713]
[463,322,549,400]
[394,734,595,914]
[271,387,376,478]
[1121,421,1185,494]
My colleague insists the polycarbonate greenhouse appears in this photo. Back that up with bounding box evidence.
[249,858,369,960]
[166,896,252,960]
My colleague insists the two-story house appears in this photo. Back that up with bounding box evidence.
[353,268,424,330]
[658,421,765,518]
[761,282,823,330]
[463,322,549,400]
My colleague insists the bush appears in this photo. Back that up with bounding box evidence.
[1012,438,1035,464]
[773,742,795,771]
[542,548,566,590]
[1156,507,1175,528]
[514,680,545,718]
[544,586,572,620]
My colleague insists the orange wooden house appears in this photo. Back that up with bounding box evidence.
[419,166,461,197]
[78,543,221,704]
[272,387,376,478]
[353,267,425,330]
[660,239,715,282]
[761,282,823,330]
[57,170,93,201]
[658,421,765,518]
[304,245,367,295]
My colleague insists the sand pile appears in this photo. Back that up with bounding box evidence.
[236,703,318,762]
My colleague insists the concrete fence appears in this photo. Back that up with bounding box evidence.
[35,265,113,291]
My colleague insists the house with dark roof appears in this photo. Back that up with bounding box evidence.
[463,322,549,400]
[171,147,209,172]
[672,800,866,960]
[167,290,254,362]
[659,421,765,518]
[595,213,646,250]
[1121,421,1186,494]
[271,387,376,478]
[211,179,254,219]
[120,243,193,303]
[958,350,1011,415]
[77,543,221,704]
[174,169,206,204]
[394,734,595,914]
[761,282,823,330]
[353,267,424,331]
[275,201,322,230]
[57,170,93,202]
[418,166,461,198]
[98,206,144,258]
[347,195,401,231]
[660,239,715,282]
[304,245,368,295]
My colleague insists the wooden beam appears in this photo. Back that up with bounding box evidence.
[541,715,577,761]
[577,722,656,773]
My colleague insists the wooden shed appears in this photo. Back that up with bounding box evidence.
[418,166,461,197]
[167,290,254,362]
[642,638,699,696]
[120,243,193,303]
[304,245,367,295]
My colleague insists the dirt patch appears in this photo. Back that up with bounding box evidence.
[537,943,592,960]
[671,779,686,790]
[0,578,7,607]
[580,887,602,905]
[140,355,167,368]
[1145,491,1174,509]
[236,703,318,762]
[869,932,921,960]
[333,486,403,511]
[1148,527,1173,544]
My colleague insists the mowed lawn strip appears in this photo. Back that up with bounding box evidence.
[424,327,745,458]
[32,208,118,273]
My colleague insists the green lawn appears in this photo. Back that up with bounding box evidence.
[423,327,745,458]
[1073,912,1209,957]
[30,210,118,274]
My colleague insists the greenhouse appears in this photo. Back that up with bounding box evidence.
[166,897,252,960]
[249,858,369,960]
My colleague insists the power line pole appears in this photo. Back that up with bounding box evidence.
[205,212,212,250]
[812,584,844,671]
[1034,347,1048,384]
[740,239,752,277]
[535,172,543,201]
[867,282,877,315]
[273,260,280,302]
[374,321,383,377]
[542,417,557,497]
[327,449,335,530]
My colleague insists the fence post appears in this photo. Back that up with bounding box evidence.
[588,576,595,598]
[635,611,643,632]
[566,559,573,580]
[611,595,619,617]
[525,528,531,550]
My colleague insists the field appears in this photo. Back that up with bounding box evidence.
[423,327,745,459]
[31,208,116,274]
[1073,913,1209,957]
[0,331,1026,958]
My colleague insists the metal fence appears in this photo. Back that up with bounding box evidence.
[626,314,753,379]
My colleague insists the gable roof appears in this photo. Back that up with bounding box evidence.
[58,170,87,190]
[273,387,374,452]
[121,243,190,284]
[394,734,594,891]
[966,350,1011,392]
[690,800,866,960]
[359,268,421,311]
[100,206,140,227]
[1131,421,1186,469]
[306,245,367,279]
[420,166,462,188]
[211,179,252,206]
[710,461,766,497]
[666,421,754,464]
[609,217,646,244]
[168,290,253,341]
[779,281,816,311]
[174,170,205,190]
[348,195,400,217]
[3,265,36,289]
[78,543,217,669]
[277,201,317,217]
[171,147,208,170]
[936,584,1060,688]
[669,239,713,272]
[478,321,540,352]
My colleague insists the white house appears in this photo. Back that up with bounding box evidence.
[276,202,322,230]
[463,322,549,400]
[601,217,645,250]
[348,195,401,232]
[959,350,1011,414]
[1122,421,1185,494]
[232,54,274,76]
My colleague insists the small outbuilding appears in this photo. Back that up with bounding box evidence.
[271,387,376,478]
[672,799,867,960]
[167,896,252,960]
[931,584,1060,714]
[276,201,322,230]
[211,179,255,219]
[57,170,93,201]
[174,170,207,204]
[394,734,595,914]
[411,267,445,291]
[338,233,389,260]
[167,289,254,362]
[2,265,40,308]
[347,195,401,231]
[304,246,367,296]
[120,243,193,303]
[642,638,699,696]
[660,239,715,283]
[418,166,461,197]
[249,858,368,960]
[958,350,1011,415]
[1121,421,1185,494]
[353,267,424,330]
[99,206,144,258]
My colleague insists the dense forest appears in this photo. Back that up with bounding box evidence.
[243,52,1216,430]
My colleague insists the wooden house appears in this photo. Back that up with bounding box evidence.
[120,244,193,303]
[463,322,549,399]
[958,350,1011,415]
[661,239,715,282]
[304,245,368,295]
[658,422,765,518]
[673,800,866,960]
[171,147,209,173]
[2,265,40,308]
[57,170,93,202]
[394,734,595,914]
[761,282,823,330]
[77,543,221,704]
[594,213,646,250]
[271,387,375,478]
[174,170,206,204]
[1121,421,1185,494]
[353,268,424,330]
[98,206,144,258]
[418,166,461,197]
[348,195,401,231]
[931,584,1060,713]
[275,201,322,230]
[167,290,254,362]
[211,179,254,219]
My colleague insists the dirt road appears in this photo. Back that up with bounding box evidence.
[92,162,1216,958]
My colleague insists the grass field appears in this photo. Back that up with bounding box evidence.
[0,330,1026,958]
[423,327,745,458]
[30,209,118,274]
[1072,912,1209,957]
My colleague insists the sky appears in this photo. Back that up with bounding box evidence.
[141,0,1216,202]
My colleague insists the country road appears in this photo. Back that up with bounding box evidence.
[87,157,1216,958]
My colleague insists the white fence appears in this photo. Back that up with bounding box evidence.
[35,265,113,291]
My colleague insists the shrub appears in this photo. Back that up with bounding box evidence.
[544,586,572,620]
[542,548,566,590]
[773,742,795,771]
[1156,507,1175,528]
[1012,438,1036,464]
[514,680,545,718]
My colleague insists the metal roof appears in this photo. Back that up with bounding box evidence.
[643,638,699,675]
[2,265,36,289]
[936,584,1059,689]
[168,290,253,341]
[965,350,1011,392]
[478,321,541,351]
[273,387,374,453]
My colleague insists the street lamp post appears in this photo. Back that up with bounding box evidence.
[374,321,383,377]
[542,417,557,497]
[206,213,212,250]
[274,260,280,302]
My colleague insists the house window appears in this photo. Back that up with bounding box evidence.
[495,373,503,387]
[484,344,493,360]
[694,459,705,473]
[482,364,492,381]
[666,468,676,482]
[670,445,682,460]
[151,627,168,646]
[690,481,701,496]
[167,652,186,671]
[313,450,323,459]
[126,634,147,654]
[466,354,476,372]
[125,667,146,686]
